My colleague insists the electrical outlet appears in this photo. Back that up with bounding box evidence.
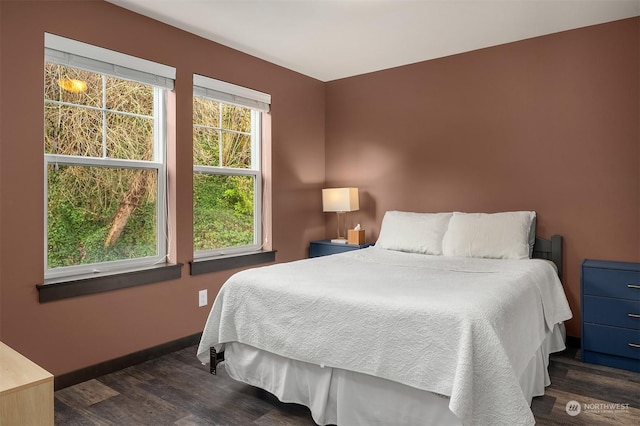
[198,289,207,307]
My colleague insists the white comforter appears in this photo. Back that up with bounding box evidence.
[197,247,572,426]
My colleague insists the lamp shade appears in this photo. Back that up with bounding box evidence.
[322,188,359,212]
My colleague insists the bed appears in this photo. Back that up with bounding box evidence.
[197,211,572,425]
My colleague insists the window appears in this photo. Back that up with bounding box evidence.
[44,34,175,279]
[192,74,270,258]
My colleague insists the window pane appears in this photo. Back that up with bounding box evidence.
[45,104,102,156]
[193,97,219,127]
[221,131,251,168]
[222,104,251,133]
[45,63,102,107]
[193,173,254,251]
[45,64,156,161]
[106,112,153,160]
[194,127,220,167]
[47,165,157,268]
[106,77,153,116]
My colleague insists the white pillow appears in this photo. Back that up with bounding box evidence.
[442,211,536,260]
[376,211,453,255]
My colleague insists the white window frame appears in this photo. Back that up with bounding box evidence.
[44,34,175,279]
[193,74,270,259]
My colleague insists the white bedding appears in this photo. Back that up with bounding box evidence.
[197,247,572,425]
[223,322,566,426]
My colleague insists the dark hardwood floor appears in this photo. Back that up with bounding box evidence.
[55,346,639,425]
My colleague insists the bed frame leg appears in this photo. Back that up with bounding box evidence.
[209,347,225,375]
[210,347,218,375]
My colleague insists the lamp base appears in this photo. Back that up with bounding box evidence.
[330,238,348,244]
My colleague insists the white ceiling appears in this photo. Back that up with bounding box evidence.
[106,0,640,82]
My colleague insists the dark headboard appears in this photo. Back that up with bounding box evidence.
[532,235,562,279]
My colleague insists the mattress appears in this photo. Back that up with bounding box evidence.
[197,247,572,425]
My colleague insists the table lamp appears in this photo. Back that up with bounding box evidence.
[322,187,359,243]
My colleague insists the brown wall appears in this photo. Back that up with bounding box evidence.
[0,0,325,375]
[0,1,637,375]
[325,18,640,337]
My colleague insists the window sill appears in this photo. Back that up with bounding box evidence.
[37,263,183,303]
[190,250,276,276]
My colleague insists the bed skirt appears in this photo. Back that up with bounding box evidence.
[221,323,566,426]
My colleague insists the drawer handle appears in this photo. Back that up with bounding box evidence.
[629,313,640,319]
[629,343,640,349]
[628,284,640,289]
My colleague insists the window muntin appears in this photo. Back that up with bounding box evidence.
[193,92,262,257]
[44,61,168,279]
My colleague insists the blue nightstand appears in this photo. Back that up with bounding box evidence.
[581,259,640,372]
[309,240,372,258]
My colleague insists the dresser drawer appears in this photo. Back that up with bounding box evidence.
[582,268,640,300]
[583,295,640,329]
[583,323,640,360]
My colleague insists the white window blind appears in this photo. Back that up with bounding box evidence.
[45,33,175,89]
[193,74,271,112]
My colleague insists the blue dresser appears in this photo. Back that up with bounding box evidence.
[581,259,640,372]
